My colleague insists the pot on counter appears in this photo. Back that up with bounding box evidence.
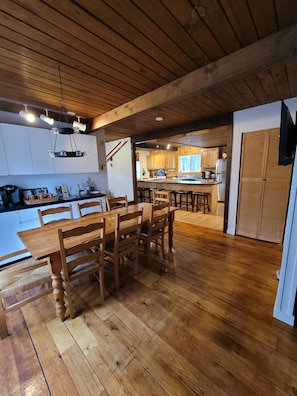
[205,171,211,179]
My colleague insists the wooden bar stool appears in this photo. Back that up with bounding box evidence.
[174,190,192,211]
[192,192,210,214]
[137,187,144,202]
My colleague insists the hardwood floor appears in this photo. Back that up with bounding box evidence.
[174,203,224,230]
[1,221,297,395]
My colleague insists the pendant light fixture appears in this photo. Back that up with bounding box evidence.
[48,65,85,158]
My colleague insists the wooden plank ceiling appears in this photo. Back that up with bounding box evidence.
[1,0,297,147]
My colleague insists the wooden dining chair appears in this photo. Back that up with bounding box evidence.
[77,200,103,217]
[152,190,170,205]
[139,202,169,259]
[0,249,52,339]
[58,219,106,319]
[106,195,128,211]
[104,209,143,290]
[38,205,73,227]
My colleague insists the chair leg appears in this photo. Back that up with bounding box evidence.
[0,299,9,339]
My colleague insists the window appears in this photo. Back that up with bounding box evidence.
[178,154,201,173]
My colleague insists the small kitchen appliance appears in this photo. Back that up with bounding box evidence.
[0,185,21,208]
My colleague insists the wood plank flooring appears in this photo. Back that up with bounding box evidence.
[1,221,297,395]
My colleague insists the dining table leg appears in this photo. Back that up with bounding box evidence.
[168,211,175,251]
[49,252,66,321]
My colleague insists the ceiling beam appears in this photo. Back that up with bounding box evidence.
[132,113,232,143]
[91,23,297,131]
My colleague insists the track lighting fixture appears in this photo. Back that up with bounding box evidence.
[19,105,35,122]
[73,116,87,132]
[40,109,54,125]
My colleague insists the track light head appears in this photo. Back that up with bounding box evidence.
[73,116,86,132]
[40,109,54,125]
[19,105,35,122]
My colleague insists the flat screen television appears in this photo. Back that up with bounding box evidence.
[278,101,297,166]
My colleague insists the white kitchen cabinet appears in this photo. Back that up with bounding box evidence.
[50,132,99,174]
[0,212,28,265]
[0,127,9,175]
[18,206,41,230]
[27,127,55,174]
[75,133,99,173]
[1,124,34,175]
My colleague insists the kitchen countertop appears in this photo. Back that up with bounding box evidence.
[138,178,220,185]
[0,193,105,213]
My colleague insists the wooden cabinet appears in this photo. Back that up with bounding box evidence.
[236,128,292,243]
[147,150,176,170]
[201,148,219,169]
[165,151,175,169]
[147,151,165,170]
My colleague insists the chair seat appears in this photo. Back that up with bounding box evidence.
[0,258,51,298]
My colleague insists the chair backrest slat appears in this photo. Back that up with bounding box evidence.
[38,205,73,227]
[77,200,103,217]
[107,195,128,211]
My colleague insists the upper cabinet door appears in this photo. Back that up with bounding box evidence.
[27,127,55,174]
[50,131,79,173]
[1,124,33,175]
[76,133,99,173]
[0,126,9,175]
[50,131,99,174]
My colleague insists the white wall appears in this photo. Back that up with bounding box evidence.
[105,138,134,201]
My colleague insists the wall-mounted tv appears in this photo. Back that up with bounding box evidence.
[278,101,297,166]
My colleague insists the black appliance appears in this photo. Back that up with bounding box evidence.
[0,185,21,208]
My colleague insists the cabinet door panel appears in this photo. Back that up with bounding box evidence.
[0,127,9,175]
[241,131,266,178]
[28,127,55,174]
[50,132,78,173]
[236,180,262,238]
[0,212,26,265]
[259,179,290,243]
[1,124,33,175]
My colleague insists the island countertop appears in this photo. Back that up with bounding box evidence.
[137,178,220,185]
[137,179,219,212]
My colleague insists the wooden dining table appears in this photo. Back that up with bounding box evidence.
[17,202,177,321]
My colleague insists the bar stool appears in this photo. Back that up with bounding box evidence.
[137,187,144,202]
[192,192,210,214]
[174,190,192,211]
[142,187,152,202]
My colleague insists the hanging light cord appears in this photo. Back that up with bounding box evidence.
[57,64,70,125]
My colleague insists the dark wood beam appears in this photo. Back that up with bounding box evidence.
[91,23,297,131]
[132,113,233,143]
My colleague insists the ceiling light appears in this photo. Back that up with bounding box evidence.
[166,144,171,149]
[155,116,163,122]
[40,109,54,125]
[19,105,35,122]
[73,116,86,132]
[48,65,85,158]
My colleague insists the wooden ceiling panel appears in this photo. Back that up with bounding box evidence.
[0,0,296,146]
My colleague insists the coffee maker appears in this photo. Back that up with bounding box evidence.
[0,185,21,208]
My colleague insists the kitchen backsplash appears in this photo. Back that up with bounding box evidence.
[0,172,108,198]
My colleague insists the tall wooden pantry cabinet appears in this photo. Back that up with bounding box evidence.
[236,128,292,244]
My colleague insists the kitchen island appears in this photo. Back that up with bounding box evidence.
[137,178,220,212]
